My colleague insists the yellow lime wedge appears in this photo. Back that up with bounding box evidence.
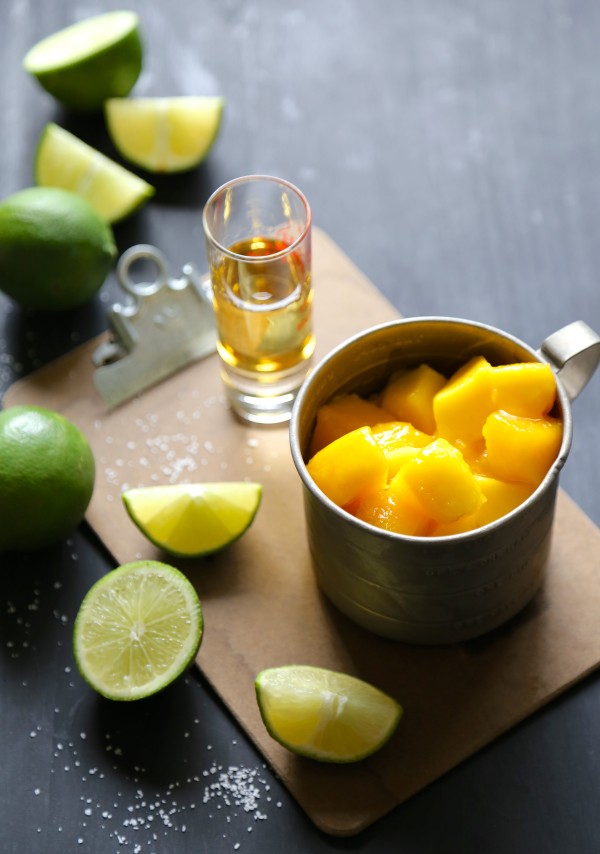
[23,11,143,111]
[122,482,262,557]
[105,96,225,172]
[255,665,403,763]
[35,123,154,224]
[73,560,203,701]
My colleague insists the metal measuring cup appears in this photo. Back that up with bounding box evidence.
[290,317,600,645]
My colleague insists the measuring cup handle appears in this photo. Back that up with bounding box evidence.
[539,320,600,402]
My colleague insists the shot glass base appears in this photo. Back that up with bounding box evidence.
[221,365,310,425]
[227,388,296,424]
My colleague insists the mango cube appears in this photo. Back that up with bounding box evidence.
[433,356,494,443]
[432,475,535,536]
[372,420,434,450]
[372,421,434,478]
[307,426,388,508]
[380,445,425,479]
[379,364,446,434]
[401,438,486,523]
[490,362,557,417]
[309,393,394,456]
[482,411,563,485]
[452,437,487,474]
[307,352,563,538]
[354,472,432,536]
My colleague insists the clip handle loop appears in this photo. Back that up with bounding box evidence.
[117,244,170,297]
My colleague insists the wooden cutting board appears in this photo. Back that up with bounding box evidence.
[5,228,600,836]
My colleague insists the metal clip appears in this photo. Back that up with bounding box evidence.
[92,244,216,408]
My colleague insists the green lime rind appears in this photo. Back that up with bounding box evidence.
[0,187,116,311]
[23,11,143,111]
[0,405,95,552]
[255,664,403,764]
[73,560,203,701]
[121,482,263,558]
[34,123,155,224]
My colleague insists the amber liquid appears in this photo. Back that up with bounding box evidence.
[211,235,315,375]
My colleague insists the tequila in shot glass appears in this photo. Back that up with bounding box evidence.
[202,175,314,424]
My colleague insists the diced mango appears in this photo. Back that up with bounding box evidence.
[482,411,563,485]
[354,472,432,536]
[475,475,536,524]
[401,438,486,523]
[381,445,425,479]
[307,426,388,507]
[309,393,394,456]
[433,356,494,443]
[372,421,434,450]
[371,421,435,450]
[379,364,446,434]
[490,362,557,417]
[307,352,563,538]
[371,421,434,478]
[432,475,535,536]
[452,437,487,474]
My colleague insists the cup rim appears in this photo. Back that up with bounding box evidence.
[202,174,312,262]
[289,315,574,543]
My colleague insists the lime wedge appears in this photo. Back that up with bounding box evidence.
[23,11,143,111]
[105,96,225,172]
[73,560,203,701]
[122,482,262,557]
[255,665,403,763]
[35,123,154,224]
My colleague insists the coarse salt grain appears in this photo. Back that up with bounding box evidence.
[11,568,283,852]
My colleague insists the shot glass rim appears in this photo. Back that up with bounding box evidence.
[202,174,312,263]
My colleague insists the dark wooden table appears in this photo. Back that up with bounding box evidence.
[2,2,600,852]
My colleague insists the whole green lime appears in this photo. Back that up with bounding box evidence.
[0,187,116,311]
[23,11,143,111]
[0,405,96,551]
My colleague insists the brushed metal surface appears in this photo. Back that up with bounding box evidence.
[290,317,594,644]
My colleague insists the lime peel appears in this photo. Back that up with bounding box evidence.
[0,405,95,551]
[73,560,203,701]
[255,665,403,763]
[0,186,116,311]
[23,11,143,111]
[122,482,263,557]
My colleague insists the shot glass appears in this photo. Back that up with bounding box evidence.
[202,175,314,424]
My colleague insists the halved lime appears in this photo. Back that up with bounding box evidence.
[105,96,225,172]
[255,665,403,763]
[122,482,262,557]
[23,11,143,111]
[73,560,203,701]
[35,123,154,224]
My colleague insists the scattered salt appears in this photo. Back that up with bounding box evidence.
[4,409,284,853]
